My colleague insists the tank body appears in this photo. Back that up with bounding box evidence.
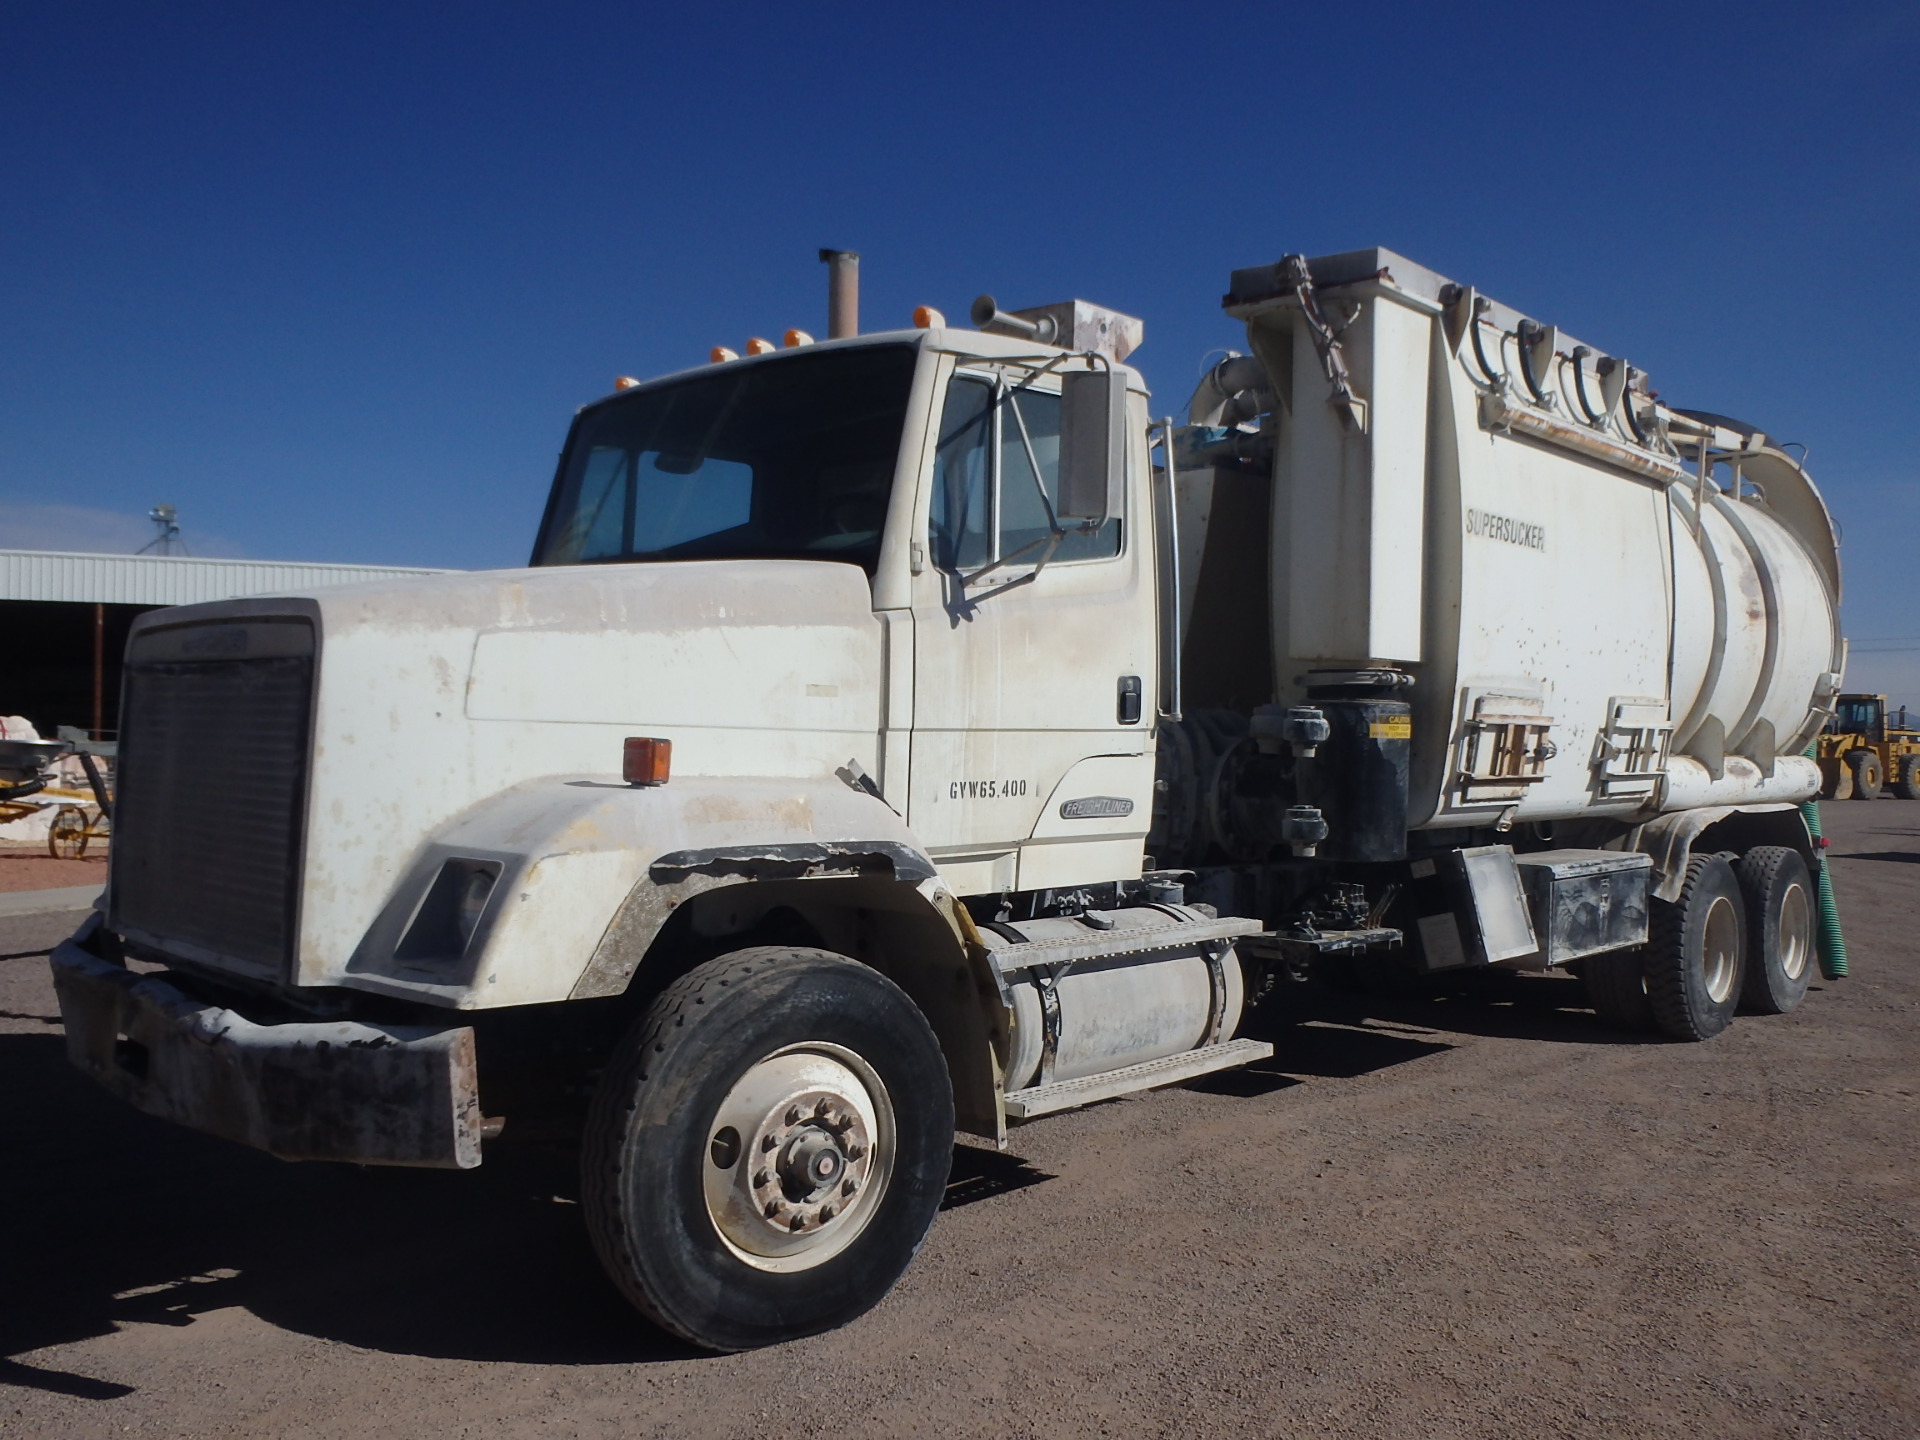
[1211,249,1844,832]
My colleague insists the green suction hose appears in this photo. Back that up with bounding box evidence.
[1800,747,1849,979]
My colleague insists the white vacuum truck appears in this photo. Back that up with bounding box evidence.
[52,247,1846,1350]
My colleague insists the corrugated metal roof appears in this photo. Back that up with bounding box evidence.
[0,549,452,607]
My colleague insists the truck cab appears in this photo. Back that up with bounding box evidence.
[521,323,1165,896]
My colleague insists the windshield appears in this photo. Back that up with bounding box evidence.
[1833,698,1882,734]
[532,343,918,574]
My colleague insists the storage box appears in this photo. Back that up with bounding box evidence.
[1511,849,1651,967]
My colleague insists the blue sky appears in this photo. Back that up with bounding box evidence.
[3,3,1916,694]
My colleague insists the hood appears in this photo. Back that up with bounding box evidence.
[125,559,886,989]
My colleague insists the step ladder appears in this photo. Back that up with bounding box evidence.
[1003,1038,1274,1119]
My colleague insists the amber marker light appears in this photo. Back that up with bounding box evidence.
[614,376,640,390]
[913,305,946,328]
[623,737,672,787]
[710,346,740,363]
[783,329,814,347]
[744,337,777,356]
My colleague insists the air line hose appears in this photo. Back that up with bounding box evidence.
[1800,746,1849,978]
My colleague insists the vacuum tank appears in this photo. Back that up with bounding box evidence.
[1191,248,1843,832]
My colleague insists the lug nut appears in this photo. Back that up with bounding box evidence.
[820,1204,837,1222]
[845,1144,865,1162]
[842,1177,858,1197]
[789,1214,807,1232]
[752,1169,770,1189]
[785,1105,803,1125]
[763,1199,782,1218]
[761,1133,779,1152]
[814,1097,831,1117]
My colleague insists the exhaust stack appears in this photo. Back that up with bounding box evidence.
[819,249,859,338]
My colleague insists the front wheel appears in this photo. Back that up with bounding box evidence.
[582,947,953,1351]
[1848,750,1883,800]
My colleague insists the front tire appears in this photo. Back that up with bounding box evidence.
[1645,853,1746,1040]
[582,946,953,1351]
[1848,750,1883,800]
[1737,846,1815,1015]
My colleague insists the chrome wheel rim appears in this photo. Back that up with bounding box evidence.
[1778,882,1812,981]
[1702,894,1741,1004]
[701,1043,894,1274]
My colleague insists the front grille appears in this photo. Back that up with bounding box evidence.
[111,623,315,975]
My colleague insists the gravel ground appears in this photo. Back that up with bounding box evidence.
[2,802,1915,1439]
[0,845,109,894]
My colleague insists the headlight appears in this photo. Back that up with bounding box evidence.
[396,859,502,963]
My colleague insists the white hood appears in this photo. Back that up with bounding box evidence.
[290,558,884,987]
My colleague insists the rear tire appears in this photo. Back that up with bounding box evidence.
[582,947,953,1351]
[1847,750,1883,800]
[1645,853,1745,1040]
[1583,948,1654,1031]
[1736,846,1815,1015]
[1893,754,1920,801]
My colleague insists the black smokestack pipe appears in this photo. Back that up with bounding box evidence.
[819,249,859,338]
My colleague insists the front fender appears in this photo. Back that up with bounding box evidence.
[337,774,938,1009]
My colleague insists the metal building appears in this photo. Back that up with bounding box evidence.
[0,549,449,738]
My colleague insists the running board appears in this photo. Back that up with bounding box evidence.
[1002,1038,1275,1120]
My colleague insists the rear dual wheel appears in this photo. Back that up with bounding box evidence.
[1584,856,1743,1038]
[1624,846,1817,1038]
[1736,846,1815,1015]
[1582,947,1653,1031]
[1645,853,1746,1040]
[582,947,952,1351]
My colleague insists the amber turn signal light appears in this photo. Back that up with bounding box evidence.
[623,737,672,786]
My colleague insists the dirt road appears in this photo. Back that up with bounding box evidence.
[0,843,108,894]
[4,803,1915,1438]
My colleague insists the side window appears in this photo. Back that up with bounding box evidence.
[997,389,1061,561]
[931,377,994,569]
[930,373,1123,571]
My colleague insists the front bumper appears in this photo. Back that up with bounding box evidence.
[52,920,484,1169]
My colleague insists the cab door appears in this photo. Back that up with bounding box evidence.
[905,358,1156,898]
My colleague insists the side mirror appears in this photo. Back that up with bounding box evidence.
[1057,368,1127,524]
